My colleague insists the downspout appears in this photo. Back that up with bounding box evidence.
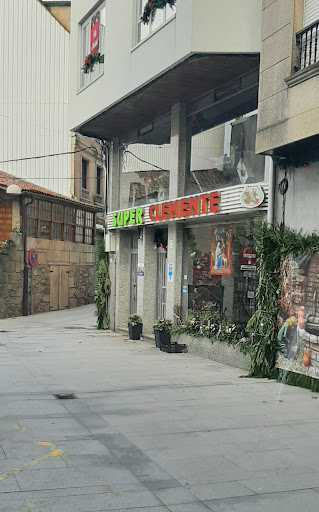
[266,155,275,226]
[22,195,34,316]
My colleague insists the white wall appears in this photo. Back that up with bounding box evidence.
[275,164,319,234]
[70,0,261,133]
[0,0,70,196]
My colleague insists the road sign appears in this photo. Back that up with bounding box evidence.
[28,249,37,267]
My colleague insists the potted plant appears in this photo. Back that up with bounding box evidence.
[153,318,173,349]
[128,315,143,340]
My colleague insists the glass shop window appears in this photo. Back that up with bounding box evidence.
[120,143,170,209]
[187,113,265,195]
[184,220,258,325]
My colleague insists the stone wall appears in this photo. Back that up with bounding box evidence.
[26,238,96,315]
[0,233,24,319]
[172,333,250,371]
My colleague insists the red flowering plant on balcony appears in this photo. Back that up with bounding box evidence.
[141,0,176,24]
[82,52,103,74]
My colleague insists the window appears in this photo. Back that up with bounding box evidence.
[137,0,176,43]
[96,166,103,195]
[64,206,75,241]
[76,210,85,243]
[38,200,51,239]
[82,159,88,190]
[52,204,63,240]
[80,4,106,89]
[25,198,95,245]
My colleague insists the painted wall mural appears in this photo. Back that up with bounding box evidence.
[277,253,319,379]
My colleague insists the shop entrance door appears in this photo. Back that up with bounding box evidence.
[156,249,167,319]
[130,237,138,314]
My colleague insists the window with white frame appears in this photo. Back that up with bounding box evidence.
[80,3,106,89]
[137,0,176,43]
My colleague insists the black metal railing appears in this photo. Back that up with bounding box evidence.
[296,20,319,71]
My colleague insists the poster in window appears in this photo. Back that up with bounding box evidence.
[90,11,100,55]
[276,253,319,380]
[210,224,233,276]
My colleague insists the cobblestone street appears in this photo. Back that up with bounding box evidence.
[0,306,319,511]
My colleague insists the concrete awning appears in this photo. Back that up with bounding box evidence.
[75,53,259,142]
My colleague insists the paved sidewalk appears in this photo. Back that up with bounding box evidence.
[0,306,319,511]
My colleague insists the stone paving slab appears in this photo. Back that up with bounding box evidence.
[1,305,319,511]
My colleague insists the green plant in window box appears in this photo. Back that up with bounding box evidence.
[141,0,176,24]
[82,53,104,74]
[0,238,15,256]
[128,315,143,340]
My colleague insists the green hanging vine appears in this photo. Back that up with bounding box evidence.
[246,222,319,379]
[95,237,111,330]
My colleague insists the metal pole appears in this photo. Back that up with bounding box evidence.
[266,156,275,226]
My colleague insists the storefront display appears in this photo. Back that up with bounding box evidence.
[185,221,258,323]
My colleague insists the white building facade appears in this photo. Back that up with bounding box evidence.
[0,0,70,196]
[70,0,272,333]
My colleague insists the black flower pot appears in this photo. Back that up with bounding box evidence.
[128,323,143,340]
[154,330,161,348]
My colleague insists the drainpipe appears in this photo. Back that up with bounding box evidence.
[22,195,34,316]
[266,156,275,226]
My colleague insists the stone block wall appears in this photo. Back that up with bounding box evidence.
[0,233,24,319]
[27,238,96,314]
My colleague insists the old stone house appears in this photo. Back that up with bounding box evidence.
[0,171,103,319]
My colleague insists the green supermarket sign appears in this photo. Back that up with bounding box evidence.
[112,207,144,227]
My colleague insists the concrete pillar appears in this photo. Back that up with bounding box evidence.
[108,138,122,331]
[115,230,131,330]
[137,227,157,334]
[169,103,191,199]
[109,138,120,211]
[166,223,184,323]
[166,103,191,323]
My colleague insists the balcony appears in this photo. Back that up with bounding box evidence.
[81,188,90,202]
[296,20,319,71]
[94,193,104,206]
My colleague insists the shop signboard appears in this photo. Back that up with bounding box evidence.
[107,184,268,230]
[276,253,319,380]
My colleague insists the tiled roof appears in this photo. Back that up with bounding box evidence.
[0,170,103,210]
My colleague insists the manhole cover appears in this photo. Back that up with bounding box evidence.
[54,393,77,400]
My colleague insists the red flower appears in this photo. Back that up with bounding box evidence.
[204,257,208,262]
[201,253,204,258]
[274,270,277,274]
[98,309,100,312]
[148,0,153,6]
[271,328,275,331]
[263,307,266,311]
[84,57,89,65]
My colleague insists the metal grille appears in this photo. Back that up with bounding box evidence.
[296,20,319,70]
[156,249,167,320]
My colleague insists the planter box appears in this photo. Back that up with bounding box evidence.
[128,323,143,340]
[154,329,171,348]
[171,333,250,371]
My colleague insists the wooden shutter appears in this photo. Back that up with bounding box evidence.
[304,0,319,27]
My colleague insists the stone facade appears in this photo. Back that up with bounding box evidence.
[26,238,95,315]
[256,0,310,153]
[0,233,24,319]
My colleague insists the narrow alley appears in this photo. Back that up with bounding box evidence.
[0,306,319,511]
